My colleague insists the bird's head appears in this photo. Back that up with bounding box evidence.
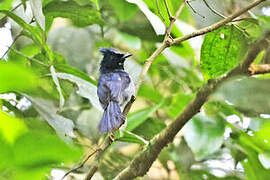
[99,48,132,73]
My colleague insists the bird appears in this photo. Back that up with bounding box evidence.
[97,48,135,133]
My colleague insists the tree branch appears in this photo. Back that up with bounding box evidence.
[249,64,270,75]
[202,0,226,19]
[114,31,270,180]
[163,0,172,19]
[135,1,185,91]
[84,0,266,179]
[156,0,166,23]
[171,0,266,46]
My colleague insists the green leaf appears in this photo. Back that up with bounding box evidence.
[55,72,101,111]
[0,0,13,17]
[132,117,166,140]
[43,0,103,27]
[200,25,247,80]
[126,103,162,131]
[215,77,270,116]
[126,0,165,35]
[167,93,194,118]
[137,84,163,103]
[54,64,97,85]
[13,130,82,166]
[241,147,270,180]
[26,96,76,138]
[0,139,13,171]
[204,101,242,120]
[108,0,138,22]
[184,113,225,161]
[259,152,270,169]
[9,166,51,180]
[115,130,149,145]
[0,111,28,144]
[0,62,38,93]
[50,65,64,110]
[115,31,141,49]
[0,10,43,45]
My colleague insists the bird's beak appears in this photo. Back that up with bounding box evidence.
[123,53,132,59]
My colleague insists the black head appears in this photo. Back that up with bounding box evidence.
[99,48,132,73]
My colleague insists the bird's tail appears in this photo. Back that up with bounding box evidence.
[99,101,124,133]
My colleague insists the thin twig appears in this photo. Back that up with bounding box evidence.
[202,0,247,35]
[166,1,186,37]
[186,0,205,18]
[61,149,99,180]
[136,1,186,92]
[163,0,172,19]
[202,0,226,18]
[156,0,166,22]
[172,0,266,46]
[1,31,22,59]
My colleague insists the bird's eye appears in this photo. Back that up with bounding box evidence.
[118,62,123,66]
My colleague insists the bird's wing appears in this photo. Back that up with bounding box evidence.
[98,72,126,103]
[106,73,123,101]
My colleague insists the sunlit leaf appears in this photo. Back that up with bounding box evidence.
[55,64,97,85]
[0,111,28,144]
[200,25,247,80]
[241,147,270,180]
[0,62,37,93]
[259,152,270,169]
[13,130,82,166]
[126,0,165,35]
[0,0,13,11]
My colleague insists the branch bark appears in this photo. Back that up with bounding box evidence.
[114,31,270,180]
[249,64,270,75]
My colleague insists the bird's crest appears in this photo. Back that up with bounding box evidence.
[99,48,123,56]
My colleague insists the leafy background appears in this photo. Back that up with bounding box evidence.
[0,0,270,179]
